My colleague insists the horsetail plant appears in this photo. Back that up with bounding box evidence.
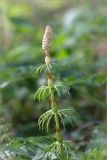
[35,26,79,159]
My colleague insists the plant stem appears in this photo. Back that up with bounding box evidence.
[45,50,65,158]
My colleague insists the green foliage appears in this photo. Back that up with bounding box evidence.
[81,124,107,160]
[0,94,12,145]
[0,118,12,143]
[35,23,79,159]
[58,109,78,128]
[0,136,80,160]
[38,108,78,132]
[54,82,70,96]
[38,110,54,131]
[83,148,107,160]
[34,81,69,101]
[36,64,52,74]
[0,0,107,159]
[50,140,78,159]
[34,85,50,101]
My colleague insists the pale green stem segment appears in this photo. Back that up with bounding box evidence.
[45,50,65,159]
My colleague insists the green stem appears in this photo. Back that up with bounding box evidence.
[51,91,63,143]
[50,82,65,159]
[45,50,65,159]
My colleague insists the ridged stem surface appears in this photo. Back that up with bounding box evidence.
[45,50,65,158]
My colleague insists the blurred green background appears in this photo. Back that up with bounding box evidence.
[0,0,107,148]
